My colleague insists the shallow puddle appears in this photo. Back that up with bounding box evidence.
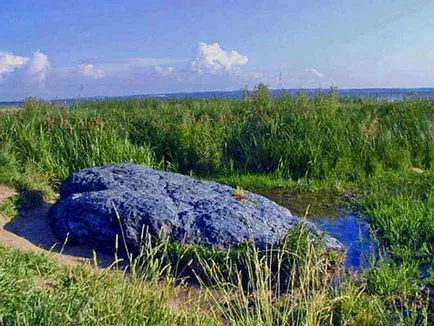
[256,189,377,270]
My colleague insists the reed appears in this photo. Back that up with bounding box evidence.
[1,89,434,324]
[2,92,434,188]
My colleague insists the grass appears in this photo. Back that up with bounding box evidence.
[0,229,429,325]
[2,91,434,186]
[360,172,434,263]
[0,245,214,325]
[1,88,434,324]
[0,196,18,219]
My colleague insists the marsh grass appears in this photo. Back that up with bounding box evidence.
[0,244,213,325]
[0,196,17,219]
[2,92,434,187]
[0,223,430,325]
[360,172,434,263]
[1,90,434,324]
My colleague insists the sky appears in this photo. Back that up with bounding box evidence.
[1,0,433,101]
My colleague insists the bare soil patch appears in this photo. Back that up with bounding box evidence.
[0,185,16,205]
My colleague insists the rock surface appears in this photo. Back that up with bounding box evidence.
[49,163,343,252]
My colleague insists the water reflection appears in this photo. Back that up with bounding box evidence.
[256,189,377,270]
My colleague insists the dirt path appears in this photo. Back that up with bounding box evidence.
[0,185,115,267]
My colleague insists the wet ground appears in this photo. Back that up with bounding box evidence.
[256,189,377,270]
[1,185,377,271]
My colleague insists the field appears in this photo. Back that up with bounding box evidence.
[1,87,434,324]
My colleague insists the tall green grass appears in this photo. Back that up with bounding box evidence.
[2,91,434,188]
[0,225,430,325]
[0,244,213,325]
[2,90,434,323]
[360,172,434,262]
[0,99,156,188]
[2,91,434,261]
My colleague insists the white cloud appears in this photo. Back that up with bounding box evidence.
[97,57,185,73]
[155,66,175,76]
[28,51,50,81]
[306,68,325,79]
[0,51,29,78]
[79,64,106,79]
[191,42,248,74]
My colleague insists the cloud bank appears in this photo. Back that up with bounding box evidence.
[0,43,281,100]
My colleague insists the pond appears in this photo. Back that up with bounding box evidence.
[256,189,378,270]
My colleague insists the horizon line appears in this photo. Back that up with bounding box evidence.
[2,86,434,104]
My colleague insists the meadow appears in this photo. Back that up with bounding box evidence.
[1,86,434,324]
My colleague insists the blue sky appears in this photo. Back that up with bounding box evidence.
[1,0,433,100]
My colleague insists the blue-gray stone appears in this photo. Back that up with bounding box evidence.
[49,163,343,252]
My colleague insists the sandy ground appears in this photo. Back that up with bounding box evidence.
[0,184,217,310]
[0,185,16,205]
[0,185,115,267]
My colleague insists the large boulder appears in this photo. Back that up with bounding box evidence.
[49,163,343,252]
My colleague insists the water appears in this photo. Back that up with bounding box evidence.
[313,212,376,270]
[256,189,377,270]
[1,87,434,107]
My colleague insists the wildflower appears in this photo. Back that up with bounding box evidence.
[233,186,247,202]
